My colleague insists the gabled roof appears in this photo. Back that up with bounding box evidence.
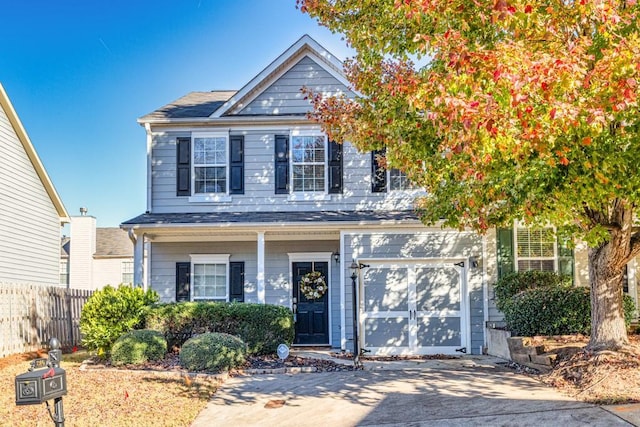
[138,35,350,124]
[95,228,133,258]
[213,34,349,118]
[61,227,133,258]
[138,90,236,122]
[0,83,69,223]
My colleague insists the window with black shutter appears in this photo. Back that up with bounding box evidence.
[328,140,343,194]
[176,137,191,196]
[275,135,289,194]
[229,135,244,194]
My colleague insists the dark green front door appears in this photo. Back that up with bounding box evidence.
[293,261,329,345]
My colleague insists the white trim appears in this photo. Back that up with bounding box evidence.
[145,122,153,212]
[358,258,470,356]
[288,252,333,262]
[211,35,348,118]
[189,254,231,301]
[191,131,230,197]
[339,231,347,350]
[289,131,329,195]
[257,232,265,304]
[482,233,489,352]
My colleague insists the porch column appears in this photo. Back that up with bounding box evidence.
[257,231,265,303]
[133,232,145,288]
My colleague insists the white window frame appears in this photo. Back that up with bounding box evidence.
[514,224,558,272]
[388,168,414,191]
[121,260,134,285]
[190,254,230,301]
[59,260,69,286]
[189,132,232,203]
[288,130,330,201]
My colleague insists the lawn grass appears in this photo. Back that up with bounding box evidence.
[1,350,219,427]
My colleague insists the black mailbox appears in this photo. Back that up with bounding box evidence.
[15,366,67,405]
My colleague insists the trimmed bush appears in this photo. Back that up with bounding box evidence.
[80,285,159,356]
[496,271,637,336]
[494,270,570,312]
[179,332,246,372]
[146,302,294,355]
[111,329,167,366]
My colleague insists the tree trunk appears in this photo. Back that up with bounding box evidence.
[587,244,629,351]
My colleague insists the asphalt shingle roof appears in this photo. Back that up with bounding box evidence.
[122,210,421,227]
[95,228,133,257]
[139,91,237,121]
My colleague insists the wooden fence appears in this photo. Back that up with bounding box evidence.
[0,284,93,358]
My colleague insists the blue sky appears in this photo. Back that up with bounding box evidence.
[0,0,351,228]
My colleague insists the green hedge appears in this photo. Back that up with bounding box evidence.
[496,271,637,336]
[180,332,247,372]
[494,271,571,312]
[80,285,159,356]
[111,329,167,366]
[145,302,294,355]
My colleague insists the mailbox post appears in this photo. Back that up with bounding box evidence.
[15,337,66,427]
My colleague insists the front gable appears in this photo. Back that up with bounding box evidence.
[213,34,354,118]
[234,56,350,116]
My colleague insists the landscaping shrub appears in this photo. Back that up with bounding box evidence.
[496,271,637,336]
[80,284,159,356]
[111,329,167,366]
[179,332,246,372]
[146,302,294,355]
[494,270,571,312]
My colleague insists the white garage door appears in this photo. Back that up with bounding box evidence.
[360,261,468,356]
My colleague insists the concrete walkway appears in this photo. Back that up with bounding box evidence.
[191,355,637,426]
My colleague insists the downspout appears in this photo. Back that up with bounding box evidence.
[144,122,153,213]
[482,233,489,354]
[128,229,145,290]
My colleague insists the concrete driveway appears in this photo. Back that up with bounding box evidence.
[191,358,636,426]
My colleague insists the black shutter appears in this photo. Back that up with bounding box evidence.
[275,135,289,194]
[496,228,515,279]
[328,140,343,194]
[229,135,244,194]
[176,137,191,196]
[371,149,387,193]
[176,262,191,302]
[229,261,245,302]
[557,237,575,283]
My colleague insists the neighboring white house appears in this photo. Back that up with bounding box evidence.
[0,83,69,286]
[61,208,134,290]
[121,35,638,356]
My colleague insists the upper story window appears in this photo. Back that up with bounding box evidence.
[372,149,417,193]
[291,134,326,193]
[176,133,244,201]
[274,130,342,198]
[389,169,414,191]
[193,134,228,194]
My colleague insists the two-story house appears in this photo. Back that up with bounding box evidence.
[0,83,69,286]
[121,36,638,357]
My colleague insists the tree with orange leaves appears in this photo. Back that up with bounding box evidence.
[299,0,640,352]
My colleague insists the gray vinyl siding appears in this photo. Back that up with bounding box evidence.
[0,104,61,286]
[343,231,485,355]
[150,129,417,214]
[237,57,352,116]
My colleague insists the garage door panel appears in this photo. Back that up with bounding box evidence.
[363,267,409,312]
[363,317,409,348]
[361,261,467,356]
[416,317,461,347]
[415,267,461,312]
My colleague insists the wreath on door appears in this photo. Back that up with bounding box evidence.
[299,271,327,300]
